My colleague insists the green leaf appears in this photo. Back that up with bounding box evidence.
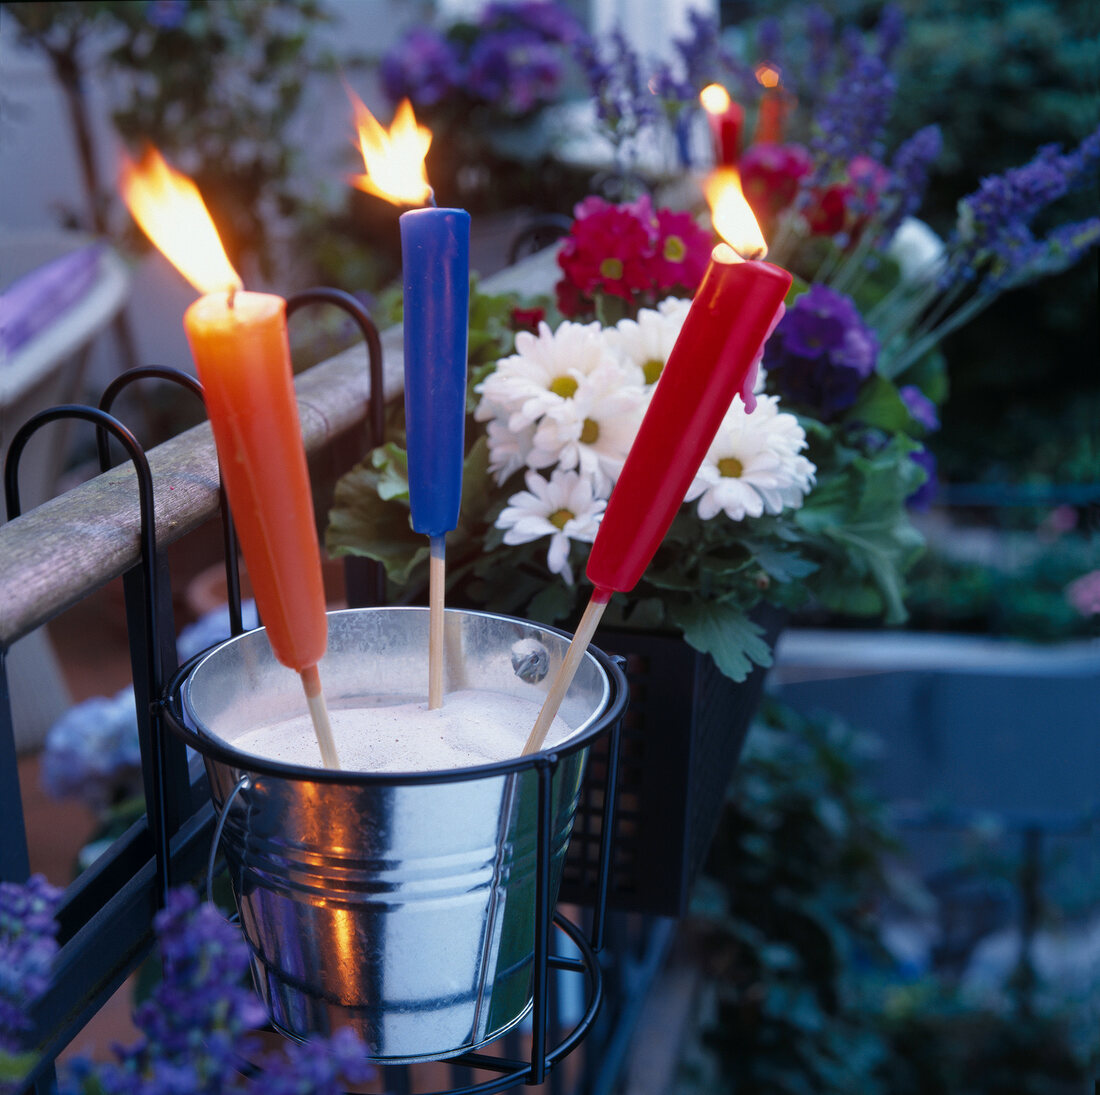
[669,601,774,682]
[371,443,410,502]
[843,374,913,433]
[326,452,427,588]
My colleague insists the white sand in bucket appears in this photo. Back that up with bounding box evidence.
[228,688,574,772]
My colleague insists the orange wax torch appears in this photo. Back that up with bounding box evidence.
[121,146,339,769]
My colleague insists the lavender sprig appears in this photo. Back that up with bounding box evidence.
[0,876,61,1060]
[36,887,378,1094]
[808,35,896,183]
[948,127,1100,290]
[880,125,943,237]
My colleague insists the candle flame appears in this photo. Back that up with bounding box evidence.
[349,91,433,207]
[119,145,242,297]
[705,168,768,261]
[755,62,782,89]
[699,83,732,115]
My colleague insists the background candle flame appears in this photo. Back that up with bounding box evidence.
[704,168,768,260]
[755,62,782,89]
[120,145,242,296]
[699,83,732,115]
[349,93,433,207]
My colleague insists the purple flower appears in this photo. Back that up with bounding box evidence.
[881,125,942,236]
[146,0,187,30]
[806,6,835,88]
[906,448,938,512]
[763,284,878,419]
[756,17,783,65]
[0,875,61,1056]
[482,1,585,44]
[381,27,463,108]
[899,385,940,432]
[808,37,896,182]
[466,30,565,115]
[949,127,1100,288]
[874,4,906,63]
[62,888,375,1094]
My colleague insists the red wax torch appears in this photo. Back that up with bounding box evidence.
[523,168,792,754]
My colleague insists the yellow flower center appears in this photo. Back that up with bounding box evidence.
[599,257,624,280]
[580,417,600,445]
[663,235,686,262]
[643,357,665,384]
[549,508,574,530]
[718,456,744,478]
[549,375,578,398]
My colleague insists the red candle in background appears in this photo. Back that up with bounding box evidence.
[586,168,792,598]
[753,63,794,146]
[700,83,743,167]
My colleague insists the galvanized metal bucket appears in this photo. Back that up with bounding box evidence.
[164,606,626,1063]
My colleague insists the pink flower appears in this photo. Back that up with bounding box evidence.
[651,208,712,293]
[557,195,657,307]
[1066,570,1100,617]
[555,194,715,319]
[806,155,891,238]
[740,142,813,223]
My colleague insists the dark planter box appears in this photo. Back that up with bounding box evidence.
[560,608,783,919]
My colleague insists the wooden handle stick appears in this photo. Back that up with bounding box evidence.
[521,592,609,757]
[300,663,341,769]
[429,536,446,709]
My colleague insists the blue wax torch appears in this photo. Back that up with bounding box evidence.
[399,205,470,707]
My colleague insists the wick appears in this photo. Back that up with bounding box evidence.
[227,285,237,310]
[738,244,768,262]
[427,188,438,209]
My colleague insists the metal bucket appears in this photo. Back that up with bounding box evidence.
[163,606,626,1063]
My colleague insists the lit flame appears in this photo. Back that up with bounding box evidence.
[755,63,781,89]
[699,83,732,115]
[119,145,241,297]
[349,92,433,207]
[705,168,768,261]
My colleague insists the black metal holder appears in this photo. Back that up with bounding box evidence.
[2,287,625,1094]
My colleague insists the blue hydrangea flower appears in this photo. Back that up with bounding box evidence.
[176,600,259,664]
[763,284,878,419]
[41,688,142,812]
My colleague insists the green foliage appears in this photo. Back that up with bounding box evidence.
[678,699,1092,1094]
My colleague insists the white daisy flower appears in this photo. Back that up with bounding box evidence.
[684,399,816,521]
[495,469,606,584]
[603,300,691,387]
[486,417,536,485]
[475,320,614,431]
[528,366,646,493]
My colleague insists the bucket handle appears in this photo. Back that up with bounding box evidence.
[207,774,250,904]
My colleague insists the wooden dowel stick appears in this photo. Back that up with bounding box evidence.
[428,535,446,709]
[300,663,341,770]
[522,593,609,757]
